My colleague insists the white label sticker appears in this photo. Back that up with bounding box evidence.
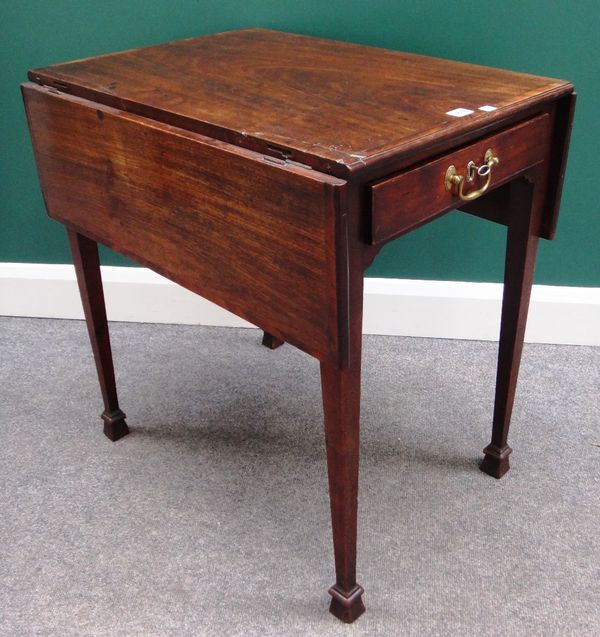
[478,105,497,112]
[446,107,474,117]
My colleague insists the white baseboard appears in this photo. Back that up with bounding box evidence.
[1,263,598,346]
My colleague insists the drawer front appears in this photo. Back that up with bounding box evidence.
[370,113,551,244]
[23,83,347,365]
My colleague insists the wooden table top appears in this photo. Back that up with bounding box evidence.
[30,28,573,177]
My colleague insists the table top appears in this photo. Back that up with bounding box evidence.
[29,29,573,177]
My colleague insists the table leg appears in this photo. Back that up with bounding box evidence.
[67,228,129,441]
[481,178,538,478]
[261,331,284,350]
[321,358,365,622]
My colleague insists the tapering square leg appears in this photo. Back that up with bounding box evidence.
[321,358,365,622]
[67,228,129,441]
[481,178,538,478]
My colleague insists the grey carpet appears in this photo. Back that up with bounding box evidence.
[0,316,598,637]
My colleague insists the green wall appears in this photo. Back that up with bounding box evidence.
[2,1,598,285]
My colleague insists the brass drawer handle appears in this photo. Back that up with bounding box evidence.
[444,149,500,201]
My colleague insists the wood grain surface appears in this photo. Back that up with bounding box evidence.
[23,83,347,364]
[29,29,573,177]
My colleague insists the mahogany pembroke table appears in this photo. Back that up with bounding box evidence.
[22,29,575,623]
